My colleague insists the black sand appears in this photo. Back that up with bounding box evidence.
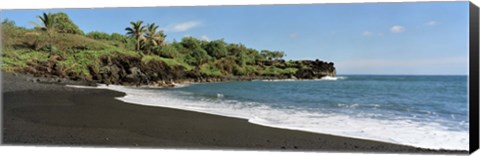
[1,72,467,154]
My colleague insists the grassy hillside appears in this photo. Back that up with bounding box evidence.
[1,13,336,85]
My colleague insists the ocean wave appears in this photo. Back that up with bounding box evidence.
[248,111,468,151]
[258,79,296,82]
[259,76,347,82]
[336,103,382,109]
[68,84,469,150]
[318,76,347,81]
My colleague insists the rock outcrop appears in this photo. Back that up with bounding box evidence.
[18,53,336,87]
[294,60,336,79]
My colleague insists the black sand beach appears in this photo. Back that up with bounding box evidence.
[1,72,467,154]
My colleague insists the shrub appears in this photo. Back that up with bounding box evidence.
[261,66,297,76]
[185,48,210,66]
[204,40,228,59]
[110,33,127,42]
[153,44,178,59]
[244,65,258,76]
[213,57,235,75]
[86,31,111,40]
[200,64,222,76]
[51,12,84,35]
[1,20,30,48]
[233,65,247,76]
[39,44,59,53]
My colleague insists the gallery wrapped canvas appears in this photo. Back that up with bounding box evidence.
[1,0,478,155]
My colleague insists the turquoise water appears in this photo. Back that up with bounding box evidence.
[167,75,468,131]
[90,75,469,150]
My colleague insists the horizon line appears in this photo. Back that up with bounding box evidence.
[337,74,468,76]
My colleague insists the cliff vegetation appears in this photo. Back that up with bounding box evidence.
[1,12,336,86]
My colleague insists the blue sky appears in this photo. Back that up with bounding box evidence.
[0,2,469,75]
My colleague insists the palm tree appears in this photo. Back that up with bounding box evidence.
[31,12,56,34]
[155,31,167,47]
[144,23,167,54]
[144,23,159,54]
[125,21,146,51]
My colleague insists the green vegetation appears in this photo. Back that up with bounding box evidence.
[31,12,84,35]
[125,21,147,51]
[86,31,111,40]
[261,50,285,61]
[1,12,335,84]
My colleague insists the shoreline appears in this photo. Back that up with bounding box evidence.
[83,82,468,151]
[2,72,467,154]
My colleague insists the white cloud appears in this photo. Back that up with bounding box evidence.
[362,31,373,36]
[167,21,202,32]
[183,35,210,41]
[426,20,439,26]
[199,35,210,41]
[390,25,405,33]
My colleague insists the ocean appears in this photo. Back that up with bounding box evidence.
[85,75,469,150]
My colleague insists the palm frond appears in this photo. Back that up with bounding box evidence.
[32,12,55,32]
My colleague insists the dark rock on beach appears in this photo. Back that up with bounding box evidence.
[294,60,336,79]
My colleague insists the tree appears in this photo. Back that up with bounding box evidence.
[180,36,202,50]
[185,48,210,66]
[204,39,228,59]
[227,43,252,66]
[261,50,285,60]
[2,18,16,27]
[246,48,265,64]
[181,37,211,66]
[50,12,84,35]
[31,13,56,34]
[154,43,178,58]
[110,32,129,43]
[125,21,146,51]
[144,23,167,54]
[31,12,83,35]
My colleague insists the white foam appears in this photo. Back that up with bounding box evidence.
[319,76,347,80]
[259,79,296,82]
[173,83,191,88]
[248,111,468,150]
[66,84,101,89]
[68,84,469,151]
[259,76,347,82]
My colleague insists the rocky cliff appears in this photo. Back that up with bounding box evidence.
[19,53,336,86]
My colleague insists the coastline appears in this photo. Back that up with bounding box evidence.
[1,72,467,154]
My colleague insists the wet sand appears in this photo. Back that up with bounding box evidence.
[1,72,467,154]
